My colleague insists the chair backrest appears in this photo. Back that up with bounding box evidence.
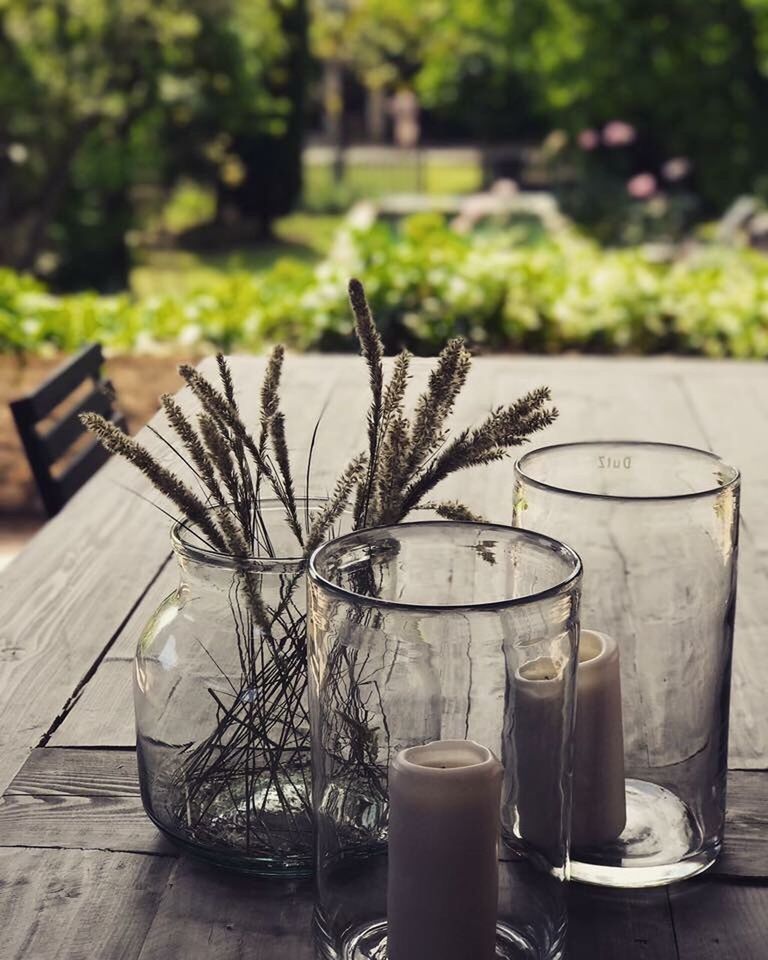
[10,344,127,517]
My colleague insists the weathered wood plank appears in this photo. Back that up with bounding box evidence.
[670,879,768,960]
[0,847,173,960]
[1,749,173,856]
[0,500,168,792]
[713,770,768,879]
[567,885,677,960]
[6,746,140,797]
[677,369,768,531]
[6,749,767,880]
[0,356,228,795]
[0,815,760,960]
[0,794,174,856]
[135,857,315,960]
[50,659,136,748]
[107,560,177,660]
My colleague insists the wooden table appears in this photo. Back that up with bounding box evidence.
[1,355,766,959]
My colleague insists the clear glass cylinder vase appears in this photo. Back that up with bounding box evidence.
[514,442,740,888]
[134,500,333,877]
[308,521,582,960]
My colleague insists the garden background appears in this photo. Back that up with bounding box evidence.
[3,0,768,526]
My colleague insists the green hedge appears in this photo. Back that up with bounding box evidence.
[4,215,768,358]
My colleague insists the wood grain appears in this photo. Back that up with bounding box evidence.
[49,659,136,748]
[670,879,768,960]
[713,770,768,879]
[6,746,140,796]
[0,794,175,856]
[0,847,173,960]
[0,482,168,792]
[567,885,678,960]
[1,748,174,856]
[6,748,768,877]
[108,560,177,660]
[135,857,315,960]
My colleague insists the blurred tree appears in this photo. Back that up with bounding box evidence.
[0,0,307,289]
[310,0,538,144]
[511,0,768,210]
[164,0,308,240]
[409,0,539,141]
[0,1,200,288]
[209,0,309,238]
[311,0,768,210]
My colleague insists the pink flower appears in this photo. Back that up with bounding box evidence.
[577,128,599,151]
[627,173,657,199]
[603,121,636,147]
[662,157,691,182]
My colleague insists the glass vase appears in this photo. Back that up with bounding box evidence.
[514,442,740,888]
[307,521,582,960]
[134,499,337,877]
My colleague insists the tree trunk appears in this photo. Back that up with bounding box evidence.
[217,0,309,233]
[366,84,387,144]
[324,59,346,184]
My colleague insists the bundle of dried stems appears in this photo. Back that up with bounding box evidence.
[82,278,557,861]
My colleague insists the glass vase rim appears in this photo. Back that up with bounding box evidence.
[171,496,329,572]
[515,440,740,503]
[308,519,582,613]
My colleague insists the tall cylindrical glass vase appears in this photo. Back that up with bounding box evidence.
[514,442,740,888]
[308,521,582,960]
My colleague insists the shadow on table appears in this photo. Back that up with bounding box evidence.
[567,882,676,959]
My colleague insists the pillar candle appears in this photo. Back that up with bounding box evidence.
[387,739,502,960]
[513,629,626,853]
[513,655,567,855]
[571,629,626,848]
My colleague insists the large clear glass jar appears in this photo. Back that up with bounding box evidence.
[134,500,330,877]
[514,442,740,888]
[308,521,582,960]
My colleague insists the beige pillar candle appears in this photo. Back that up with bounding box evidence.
[513,656,567,855]
[513,629,626,853]
[387,739,502,960]
[571,629,626,848]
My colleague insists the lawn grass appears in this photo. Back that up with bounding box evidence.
[131,212,342,298]
[131,153,482,297]
[303,159,482,208]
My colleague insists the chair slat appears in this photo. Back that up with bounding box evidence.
[42,387,112,465]
[57,437,112,505]
[19,344,104,421]
[9,343,126,517]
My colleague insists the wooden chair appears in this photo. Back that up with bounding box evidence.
[10,344,127,517]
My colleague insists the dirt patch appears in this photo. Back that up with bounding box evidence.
[1,353,200,517]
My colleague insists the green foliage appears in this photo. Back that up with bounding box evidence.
[4,217,768,359]
[311,0,768,207]
[310,0,537,140]
[0,0,307,288]
[510,0,768,210]
[130,212,342,298]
